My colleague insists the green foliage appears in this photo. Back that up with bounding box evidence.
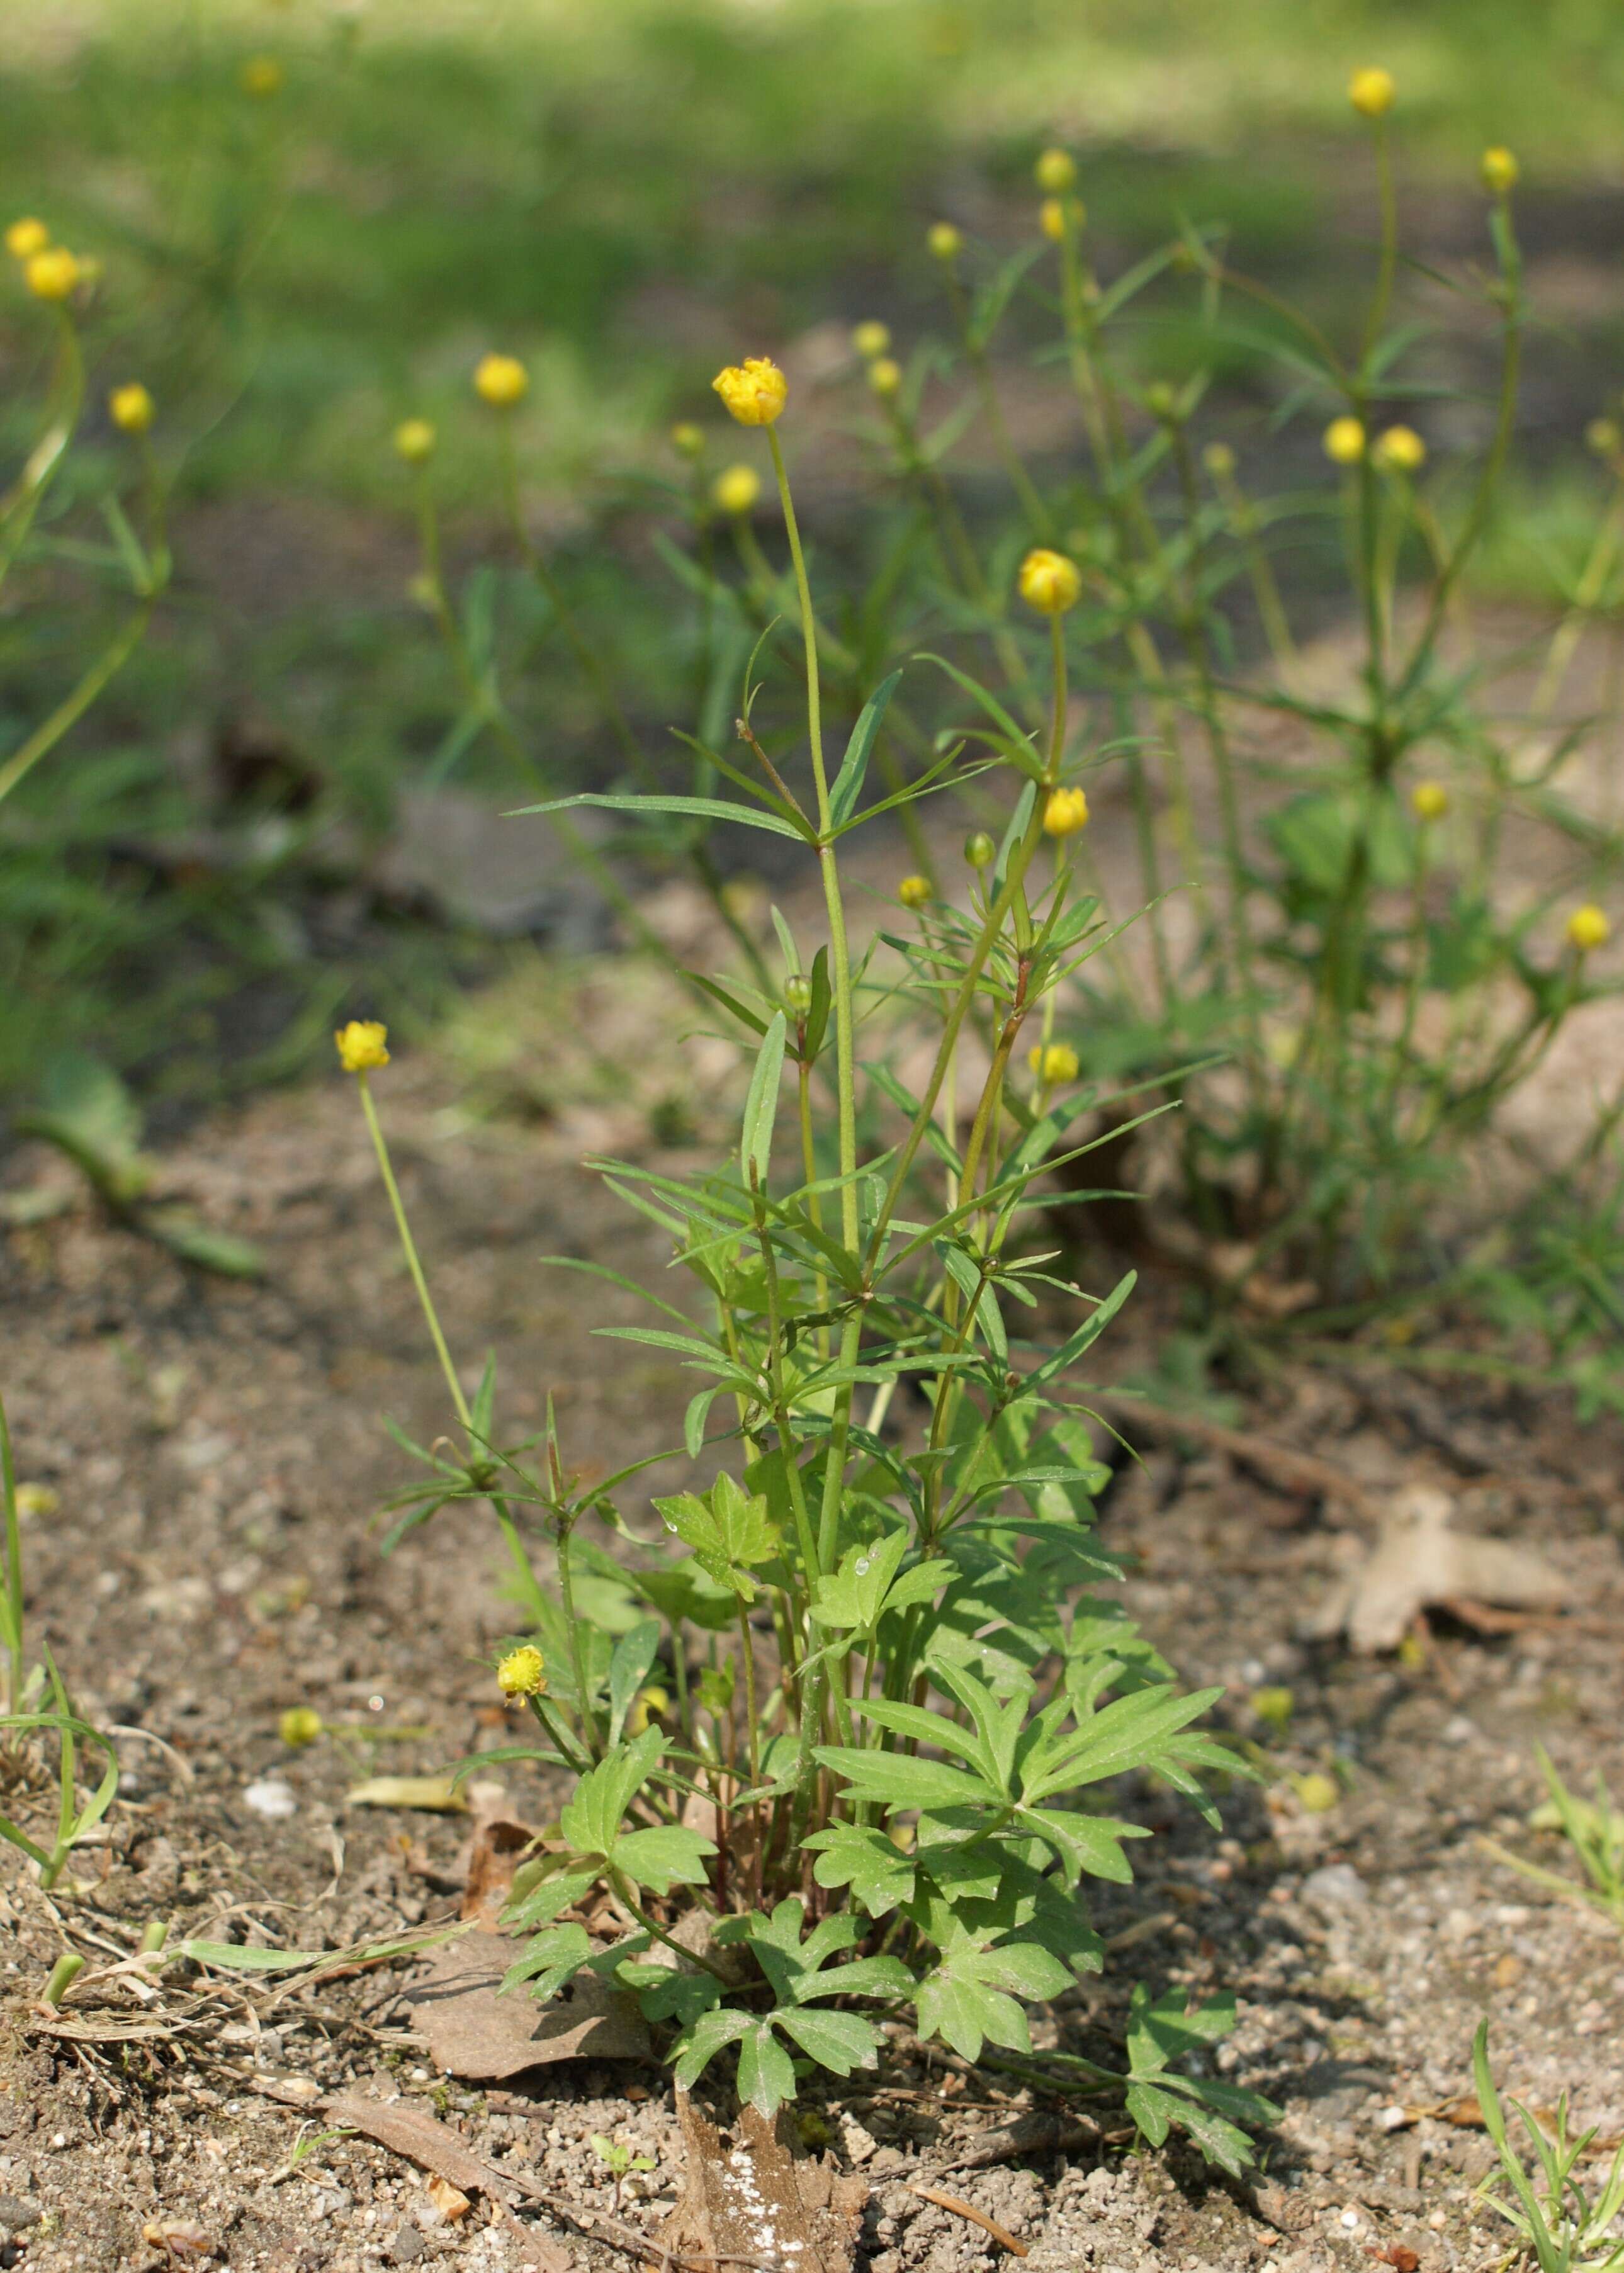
[1472,2020,1624,2273]
[1484,1747,1624,1931]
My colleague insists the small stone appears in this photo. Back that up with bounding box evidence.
[1492,1954,1523,1989]
[386,2225,429,2265]
[0,2202,40,2235]
[242,1776,298,1819]
[1300,1864,1367,1911]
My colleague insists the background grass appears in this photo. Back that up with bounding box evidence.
[3,0,1624,1114]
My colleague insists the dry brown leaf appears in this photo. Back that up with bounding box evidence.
[660,2094,869,2273]
[1304,1486,1569,1652]
[461,1817,537,1931]
[407,1927,649,2079]
[425,2173,473,2223]
[142,2223,217,2260]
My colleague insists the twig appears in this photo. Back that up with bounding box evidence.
[908,2185,1029,2257]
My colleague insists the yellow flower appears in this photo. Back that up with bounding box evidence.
[279,1706,324,1748]
[711,356,787,427]
[1348,67,1396,119]
[626,1684,670,1737]
[669,420,704,460]
[1411,779,1449,821]
[711,463,761,516]
[1586,417,1622,460]
[25,247,80,302]
[1480,146,1519,195]
[1039,198,1067,243]
[109,383,154,435]
[1017,547,1081,616]
[927,221,962,262]
[867,356,902,399]
[898,874,932,909]
[241,55,285,97]
[1373,424,1426,473]
[1203,441,1237,478]
[1323,415,1366,466]
[1567,903,1611,953]
[5,217,49,261]
[334,1019,390,1073]
[1034,147,1076,194]
[393,418,436,465]
[1251,1686,1294,1732]
[474,353,529,408]
[1028,1041,1080,1085]
[1042,786,1090,837]
[497,1645,546,1700]
[851,320,890,361]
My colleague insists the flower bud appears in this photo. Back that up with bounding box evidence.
[1322,415,1366,466]
[1348,67,1395,119]
[1042,786,1090,837]
[241,55,285,97]
[927,221,962,262]
[393,417,436,465]
[669,421,704,459]
[898,874,932,909]
[25,247,80,302]
[711,463,761,516]
[1372,424,1426,473]
[334,1020,390,1072]
[1017,548,1081,616]
[712,357,787,427]
[1480,146,1518,195]
[1567,903,1611,953]
[784,973,813,1015]
[279,1706,324,1749]
[1035,147,1076,193]
[110,383,154,435]
[964,830,996,871]
[1410,781,1448,821]
[850,320,890,361]
[867,356,902,399]
[1028,1042,1080,1085]
[1203,441,1236,479]
[5,217,49,261]
[475,354,528,408]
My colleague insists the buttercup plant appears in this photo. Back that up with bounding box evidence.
[346,347,1278,2167]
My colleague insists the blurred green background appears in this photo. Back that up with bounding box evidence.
[3,0,1623,1115]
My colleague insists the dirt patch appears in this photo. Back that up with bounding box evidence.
[1,985,1622,2272]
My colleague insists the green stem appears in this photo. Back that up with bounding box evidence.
[356,1074,470,1429]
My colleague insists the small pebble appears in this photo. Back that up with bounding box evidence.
[242,1776,298,1819]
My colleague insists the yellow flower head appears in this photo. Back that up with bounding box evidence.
[241,55,285,98]
[868,356,902,399]
[1411,779,1449,821]
[1322,415,1367,466]
[1480,146,1519,195]
[5,217,49,262]
[927,220,963,262]
[497,1644,547,1700]
[898,874,932,910]
[1038,198,1067,243]
[711,463,761,516]
[626,1684,669,1738]
[25,247,81,302]
[279,1706,324,1749]
[1348,67,1396,119]
[851,320,891,361]
[475,353,529,409]
[1034,147,1077,194]
[109,383,154,435]
[711,356,787,427]
[334,1019,390,1073]
[1567,903,1611,954]
[1373,424,1426,473]
[669,420,704,460]
[1018,547,1081,616]
[1586,417,1622,460]
[1203,441,1237,479]
[1042,785,1090,838]
[1029,1041,1080,1085]
[393,417,436,465]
